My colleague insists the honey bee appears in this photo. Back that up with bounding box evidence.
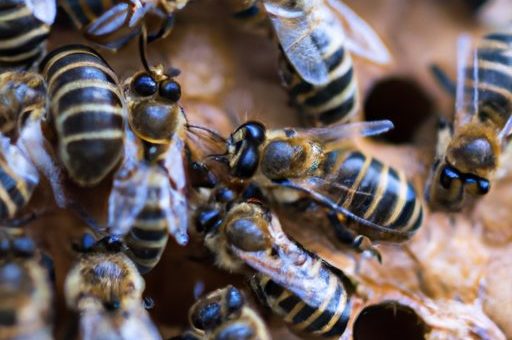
[195,119,423,256]
[174,285,270,340]
[58,0,184,51]
[426,31,512,211]
[223,0,390,126]
[106,41,189,273]
[0,71,50,220]
[39,44,126,187]
[0,230,54,340]
[65,237,161,340]
[200,201,353,339]
[0,0,56,70]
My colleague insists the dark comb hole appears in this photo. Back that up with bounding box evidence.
[364,77,434,144]
[353,301,429,340]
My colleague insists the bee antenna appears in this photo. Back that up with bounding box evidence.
[187,124,226,143]
[139,25,152,74]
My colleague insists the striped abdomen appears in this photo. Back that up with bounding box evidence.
[324,150,423,241]
[250,262,351,338]
[59,0,117,30]
[279,32,357,127]
[468,31,512,129]
[125,167,169,274]
[0,0,51,70]
[40,45,125,186]
[0,153,38,219]
[0,260,53,340]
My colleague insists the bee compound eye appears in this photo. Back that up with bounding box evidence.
[159,79,181,102]
[132,73,158,96]
[196,209,222,234]
[225,286,244,314]
[191,302,222,331]
[244,122,266,144]
[439,165,459,189]
[80,233,96,252]
[477,179,490,195]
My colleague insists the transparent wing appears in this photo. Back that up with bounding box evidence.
[108,128,148,236]
[26,0,57,25]
[83,3,140,50]
[2,133,39,197]
[290,119,394,143]
[272,176,415,240]
[454,34,477,131]
[262,0,330,86]
[162,133,189,245]
[233,214,330,307]
[326,0,391,64]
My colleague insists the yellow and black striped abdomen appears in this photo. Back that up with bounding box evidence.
[0,0,51,70]
[0,155,37,219]
[125,167,169,274]
[40,45,125,186]
[59,0,117,30]
[470,31,512,128]
[250,265,351,338]
[279,32,357,127]
[324,150,423,241]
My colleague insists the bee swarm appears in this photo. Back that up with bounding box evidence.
[22,0,511,339]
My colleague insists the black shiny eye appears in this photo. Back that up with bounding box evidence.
[104,299,121,311]
[191,302,222,331]
[196,208,222,234]
[225,286,244,314]
[80,233,96,252]
[440,165,459,189]
[232,144,259,179]
[477,178,490,194]
[215,187,235,203]
[241,121,265,144]
[159,79,181,102]
[132,73,157,96]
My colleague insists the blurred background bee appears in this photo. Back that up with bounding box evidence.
[462,0,512,27]
[0,0,56,71]
[39,44,126,189]
[0,230,54,340]
[194,119,423,259]
[172,285,270,340]
[224,0,391,127]
[426,30,512,211]
[197,200,353,339]
[106,36,189,273]
[0,71,50,220]
[65,234,161,340]
[58,0,185,51]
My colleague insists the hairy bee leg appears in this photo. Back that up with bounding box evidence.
[327,212,382,263]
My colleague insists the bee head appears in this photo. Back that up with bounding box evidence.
[446,126,498,179]
[189,286,244,332]
[227,122,266,179]
[223,202,271,252]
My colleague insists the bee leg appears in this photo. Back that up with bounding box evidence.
[327,212,382,263]
[429,64,456,97]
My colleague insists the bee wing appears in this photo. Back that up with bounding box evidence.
[325,0,391,65]
[108,129,148,236]
[272,176,415,240]
[25,0,56,25]
[83,2,140,50]
[1,134,39,192]
[162,133,189,245]
[454,34,478,131]
[262,0,330,86]
[233,218,330,307]
[290,119,393,143]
